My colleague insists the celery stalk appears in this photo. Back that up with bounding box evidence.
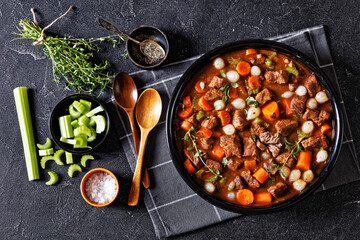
[13,87,39,181]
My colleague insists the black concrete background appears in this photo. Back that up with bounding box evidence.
[1,0,360,239]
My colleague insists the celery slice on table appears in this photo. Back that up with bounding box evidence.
[37,138,52,150]
[69,104,81,119]
[38,148,54,156]
[60,137,77,145]
[72,100,86,114]
[68,164,82,178]
[46,171,59,185]
[80,99,92,114]
[92,115,106,133]
[78,115,90,126]
[85,105,104,117]
[40,150,65,169]
[13,87,39,181]
[80,155,94,167]
[74,125,92,137]
[87,127,96,142]
[59,115,74,138]
[74,134,88,148]
[65,151,73,164]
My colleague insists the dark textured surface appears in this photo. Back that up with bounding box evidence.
[1,0,359,239]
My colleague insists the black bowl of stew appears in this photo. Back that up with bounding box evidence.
[166,39,343,214]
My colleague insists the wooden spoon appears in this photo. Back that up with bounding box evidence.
[113,72,150,188]
[128,88,162,206]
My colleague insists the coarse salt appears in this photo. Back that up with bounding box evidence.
[85,172,117,204]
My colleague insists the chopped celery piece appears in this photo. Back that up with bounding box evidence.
[39,148,54,156]
[69,104,81,119]
[46,171,59,185]
[74,134,88,148]
[92,115,106,133]
[80,155,94,167]
[78,115,90,126]
[60,137,77,145]
[59,115,74,138]
[285,67,299,76]
[88,116,96,127]
[13,87,39,181]
[37,138,52,150]
[196,111,206,121]
[254,117,263,124]
[74,125,92,137]
[80,99,92,114]
[65,151,73,164]
[85,105,104,117]
[71,120,80,129]
[72,100,86,114]
[40,150,64,169]
[68,164,82,178]
[40,156,54,169]
[87,127,96,142]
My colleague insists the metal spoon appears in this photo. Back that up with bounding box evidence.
[128,88,162,206]
[113,72,151,189]
[96,18,165,61]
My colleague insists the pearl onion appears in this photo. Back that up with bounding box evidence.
[306,98,318,110]
[289,169,301,182]
[302,121,314,134]
[316,149,328,163]
[204,182,216,193]
[280,166,291,179]
[246,106,261,120]
[226,70,240,83]
[251,66,261,76]
[295,85,307,96]
[214,100,225,110]
[315,91,329,104]
[261,151,271,160]
[282,91,294,98]
[223,124,236,135]
[231,98,246,109]
[302,170,314,183]
[213,57,225,69]
[227,191,236,201]
[293,179,307,191]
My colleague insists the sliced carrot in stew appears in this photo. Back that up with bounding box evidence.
[229,87,239,99]
[182,96,192,108]
[245,48,258,56]
[236,189,254,205]
[195,80,208,93]
[218,111,231,126]
[253,167,269,184]
[236,61,251,76]
[184,159,197,174]
[281,98,295,116]
[197,127,212,139]
[262,101,280,122]
[247,75,261,90]
[178,107,193,119]
[212,130,222,138]
[211,143,225,160]
[244,160,257,170]
[198,95,214,111]
[180,121,193,131]
[321,123,332,134]
[254,192,272,204]
[296,151,312,171]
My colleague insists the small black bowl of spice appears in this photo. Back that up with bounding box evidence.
[126,25,169,69]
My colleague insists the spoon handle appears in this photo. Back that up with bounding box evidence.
[95,18,140,44]
[128,128,150,206]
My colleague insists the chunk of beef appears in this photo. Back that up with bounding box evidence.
[290,95,307,114]
[243,137,258,158]
[185,114,196,125]
[201,116,218,130]
[259,132,280,144]
[250,122,266,136]
[268,143,282,157]
[206,159,223,172]
[249,56,265,65]
[232,110,249,131]
[263,160,278,176]
[303,108,330,126]
[304,74,321,97]
[301,135,329,151]
[267,182,287,198]
[275,119,298,136]
[240,170,260,188]
[208,76,225,88]
[275,151,296,168]
[234,175,244,190]
[256,140,267,151]
[264,70,289,84]
[220,135,242,158]
[184,149,200,167]
[204,88,224,101]
[227,158,241,171]
[256,88,273,106]
[198,138,214,150]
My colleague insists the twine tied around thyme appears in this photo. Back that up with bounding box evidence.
[30,5,73,46]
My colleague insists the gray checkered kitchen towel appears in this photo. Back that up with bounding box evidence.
[108,25,359,238]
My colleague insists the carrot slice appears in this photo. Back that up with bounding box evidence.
[253,167,269,184]
[178,107,193,119]
[281,98,295,116]
[247,75,261,90]
[229,87,239,99]
[184,159,196,174]
[212,131,222,138]
[246,48,257,56]
[195,80,208,93]
[296,151,312,171]
[321,123,332,134]
[198,96,214,111]
[218,111,231,126]
[197,127,212,139]
[211,143,225,160]
[262,101,280,122]
[182,96,192,108]
[236,61,251,76]
[254,192,272,204]
[236,189,254,205]
[244,160,257,170]
[180,121,193,131]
